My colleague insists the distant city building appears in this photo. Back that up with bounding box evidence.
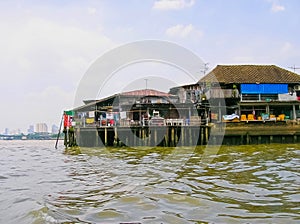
[4,128,9,135]
[35,123,48,133]
[51,124,59,134]
[9,129,21,135]
[27,125,34,134]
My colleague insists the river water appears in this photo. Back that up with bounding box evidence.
[0,140,299,224]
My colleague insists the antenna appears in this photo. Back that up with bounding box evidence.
[288,65,300,73]
[201,63,209,75]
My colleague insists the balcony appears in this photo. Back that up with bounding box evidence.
[241,93,297,102]
[206,88,239,99]
[241,94,278,102]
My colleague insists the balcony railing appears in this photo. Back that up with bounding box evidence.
[241,94,279,102]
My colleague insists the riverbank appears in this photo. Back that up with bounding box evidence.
[0,133,62,140]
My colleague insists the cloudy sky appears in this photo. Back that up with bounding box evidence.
[0,0,299,133]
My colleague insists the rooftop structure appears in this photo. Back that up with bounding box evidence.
[73,88,191,128]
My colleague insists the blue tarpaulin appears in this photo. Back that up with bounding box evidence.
[241,84,288,94]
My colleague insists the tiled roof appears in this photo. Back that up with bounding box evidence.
[121,89,173,97]
[199,65,300,84]
[78,89,174,108]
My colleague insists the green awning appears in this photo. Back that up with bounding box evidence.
[65,110,74,116]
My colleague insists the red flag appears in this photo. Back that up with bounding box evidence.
[64,114,70,128]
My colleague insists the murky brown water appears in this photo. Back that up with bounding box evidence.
[0,140,299,223]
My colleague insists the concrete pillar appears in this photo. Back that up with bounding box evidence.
[246,133,250,145]
[76,128,80,146]
[189,127,192,145]
[218,100,222,122]
[95,129,99,146]
[171,127,175,147]
[270,135,273,144]
[114,127,118,146]
[293,104,297,121]
[266,105,270,114]
[104,127,107,146]
[181,127,185,146]
[154,129,157,146]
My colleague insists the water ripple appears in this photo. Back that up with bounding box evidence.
[0,141,300,223]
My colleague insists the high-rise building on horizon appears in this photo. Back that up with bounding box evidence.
[51,124,59,134]
[28,125,34,134]
[35,123,48,133]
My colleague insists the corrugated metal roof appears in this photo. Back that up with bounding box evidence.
[73,89,174,111]
[199,65,300,84]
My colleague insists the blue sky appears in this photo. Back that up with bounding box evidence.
[0,0,299,133]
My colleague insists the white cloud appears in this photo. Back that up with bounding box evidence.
[0,16,116,132]
[0,85,74,133]
[165,24,203,38]
[87,7,97,15]
[281,41,292,53]
[267,0,285,12]
[271,3,285,12]
[222,38,299,67]
[0,17,115,83]
[23,86,74,130]
[153,0,195,11]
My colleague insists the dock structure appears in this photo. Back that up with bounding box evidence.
[74,121,300,147]
[70,65,300,147]
[216,121,300,145]
[75,125,209,147]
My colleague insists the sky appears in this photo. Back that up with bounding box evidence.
[0,0,299,133]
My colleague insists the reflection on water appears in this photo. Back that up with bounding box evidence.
[0,140,299,223]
